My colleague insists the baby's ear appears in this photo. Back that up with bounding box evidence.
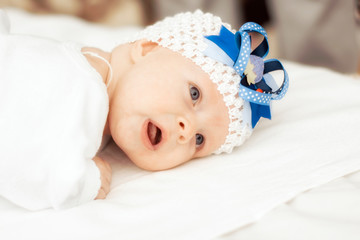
[130,39,158,63]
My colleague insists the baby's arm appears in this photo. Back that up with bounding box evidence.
[93,156,112,199]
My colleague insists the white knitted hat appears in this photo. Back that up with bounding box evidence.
[129,10,253,154]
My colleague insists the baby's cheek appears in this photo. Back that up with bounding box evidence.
[193,150,214,159]
[110,122,123,146]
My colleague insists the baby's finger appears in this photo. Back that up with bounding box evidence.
[95,188,106,199]
[104,159,112,172]
[105,176,111,190]
[100,175,111,194]
[101,185,110,197]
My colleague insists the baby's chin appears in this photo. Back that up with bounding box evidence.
[130,158,179,172]
[126,152,191,172]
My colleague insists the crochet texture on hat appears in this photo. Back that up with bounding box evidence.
[129,10,252,154]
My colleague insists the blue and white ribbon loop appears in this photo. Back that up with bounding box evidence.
[264,59,289,100]
[239,22,269,58]
[204,22,289,128]
[239,59,289,104]
[232,31,251,75]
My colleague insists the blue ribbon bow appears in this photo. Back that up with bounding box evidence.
[204,22,289,128]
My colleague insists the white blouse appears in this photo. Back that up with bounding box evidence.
[0,10,109,210]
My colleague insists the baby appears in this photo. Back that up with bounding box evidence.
[0,10,288,210]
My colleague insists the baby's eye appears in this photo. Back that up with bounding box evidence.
[195,133,204,146]
[189,85,200,104]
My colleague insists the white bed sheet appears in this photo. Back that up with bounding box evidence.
[219,170,360,240]
[1,8,360,240]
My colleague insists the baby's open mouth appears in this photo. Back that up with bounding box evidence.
[147,122,162,146]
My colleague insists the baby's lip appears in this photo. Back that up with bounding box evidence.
[141,119,166,151]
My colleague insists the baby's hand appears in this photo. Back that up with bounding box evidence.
[93,156,112,199]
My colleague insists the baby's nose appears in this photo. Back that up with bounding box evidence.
[176,116,195,145]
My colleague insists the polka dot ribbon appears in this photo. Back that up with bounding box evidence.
[204,22,289,128]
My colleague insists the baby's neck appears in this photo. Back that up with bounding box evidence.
[82,47,111,84]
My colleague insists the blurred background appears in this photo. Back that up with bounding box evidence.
[0,0,359,74]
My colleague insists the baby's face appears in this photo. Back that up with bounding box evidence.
[108,43,229,171]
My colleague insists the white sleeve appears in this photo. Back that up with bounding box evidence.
[48,157,102,210]
[0,9,10,34]
[0,35,108,210]
[0,156,101,211]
